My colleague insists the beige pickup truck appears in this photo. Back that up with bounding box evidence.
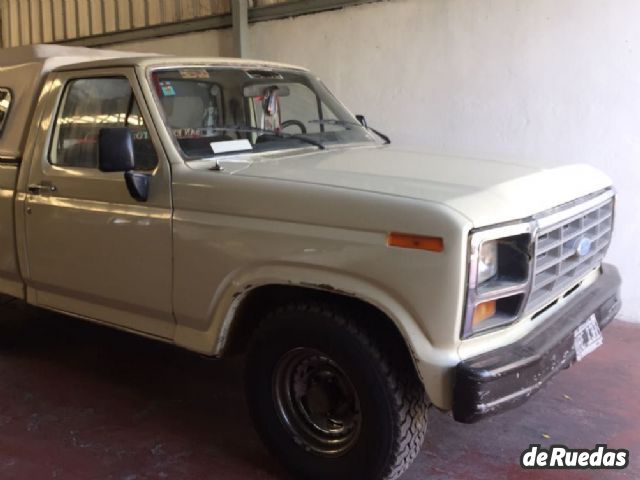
[0,44,621,480]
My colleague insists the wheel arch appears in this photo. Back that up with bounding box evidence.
[222,283,424,387]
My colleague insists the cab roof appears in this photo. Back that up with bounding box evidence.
[0,44,306,71]
[52,55,309,73]
[0,44,306,159]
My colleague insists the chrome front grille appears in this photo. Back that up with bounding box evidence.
[527,197,614,312]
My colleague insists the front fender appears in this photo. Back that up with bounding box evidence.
[173,262,460,409]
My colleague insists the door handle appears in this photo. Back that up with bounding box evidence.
[28,182,57,194]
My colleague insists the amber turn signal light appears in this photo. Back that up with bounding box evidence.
[387,233,444,252]
[472,300,497,327]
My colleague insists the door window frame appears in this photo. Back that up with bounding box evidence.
[39,67,168,183]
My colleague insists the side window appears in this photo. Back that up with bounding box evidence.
[51,77,158,170]
[0,88,12,135]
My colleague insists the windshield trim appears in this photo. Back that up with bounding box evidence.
[145,64,377,162]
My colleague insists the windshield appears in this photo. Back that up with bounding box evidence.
[150,66,376,159]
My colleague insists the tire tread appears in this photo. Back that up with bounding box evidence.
[258,301,429,480]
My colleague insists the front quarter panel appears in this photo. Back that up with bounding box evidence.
[169,161,472,408]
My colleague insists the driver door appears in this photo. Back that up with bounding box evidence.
[22,68,174,338]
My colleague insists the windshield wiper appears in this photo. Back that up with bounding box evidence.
[309,119,391,145]
[206,126,326,150]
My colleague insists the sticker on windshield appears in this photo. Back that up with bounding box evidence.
[159,81,175,96]
[210,139,253,154]
[180,69,210,79]
[173,128,203,139]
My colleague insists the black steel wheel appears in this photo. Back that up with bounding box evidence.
[273,347,362,457]
[245,302,428,480]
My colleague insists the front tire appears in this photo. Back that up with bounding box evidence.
[245,302,428,480]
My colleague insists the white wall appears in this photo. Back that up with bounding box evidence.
[116,0,640,322]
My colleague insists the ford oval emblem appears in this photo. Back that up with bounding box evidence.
[575,237,593,257]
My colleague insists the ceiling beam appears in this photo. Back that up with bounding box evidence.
[232,0,249,58]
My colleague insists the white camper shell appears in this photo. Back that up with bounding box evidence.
[0,45,147,159]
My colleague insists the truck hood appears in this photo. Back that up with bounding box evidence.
[230,145,612,227]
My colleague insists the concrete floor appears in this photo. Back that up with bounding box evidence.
[0,300,637,480]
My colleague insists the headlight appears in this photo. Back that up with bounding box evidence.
[462,225,533,338]
[477,240,498,285]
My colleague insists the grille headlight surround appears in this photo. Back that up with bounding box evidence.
[462,189,615,339]
[462,223,535,339]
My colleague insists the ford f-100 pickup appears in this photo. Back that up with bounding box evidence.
[0,44,621,480]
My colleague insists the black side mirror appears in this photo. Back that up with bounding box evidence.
[356,114,368,128]
[98,128,134,172]
[124,171,150,202]
[98,128,150,202]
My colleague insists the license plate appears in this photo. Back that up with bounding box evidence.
[573,314,603,362]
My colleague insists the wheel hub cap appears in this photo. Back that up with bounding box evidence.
[273,348,362,457]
